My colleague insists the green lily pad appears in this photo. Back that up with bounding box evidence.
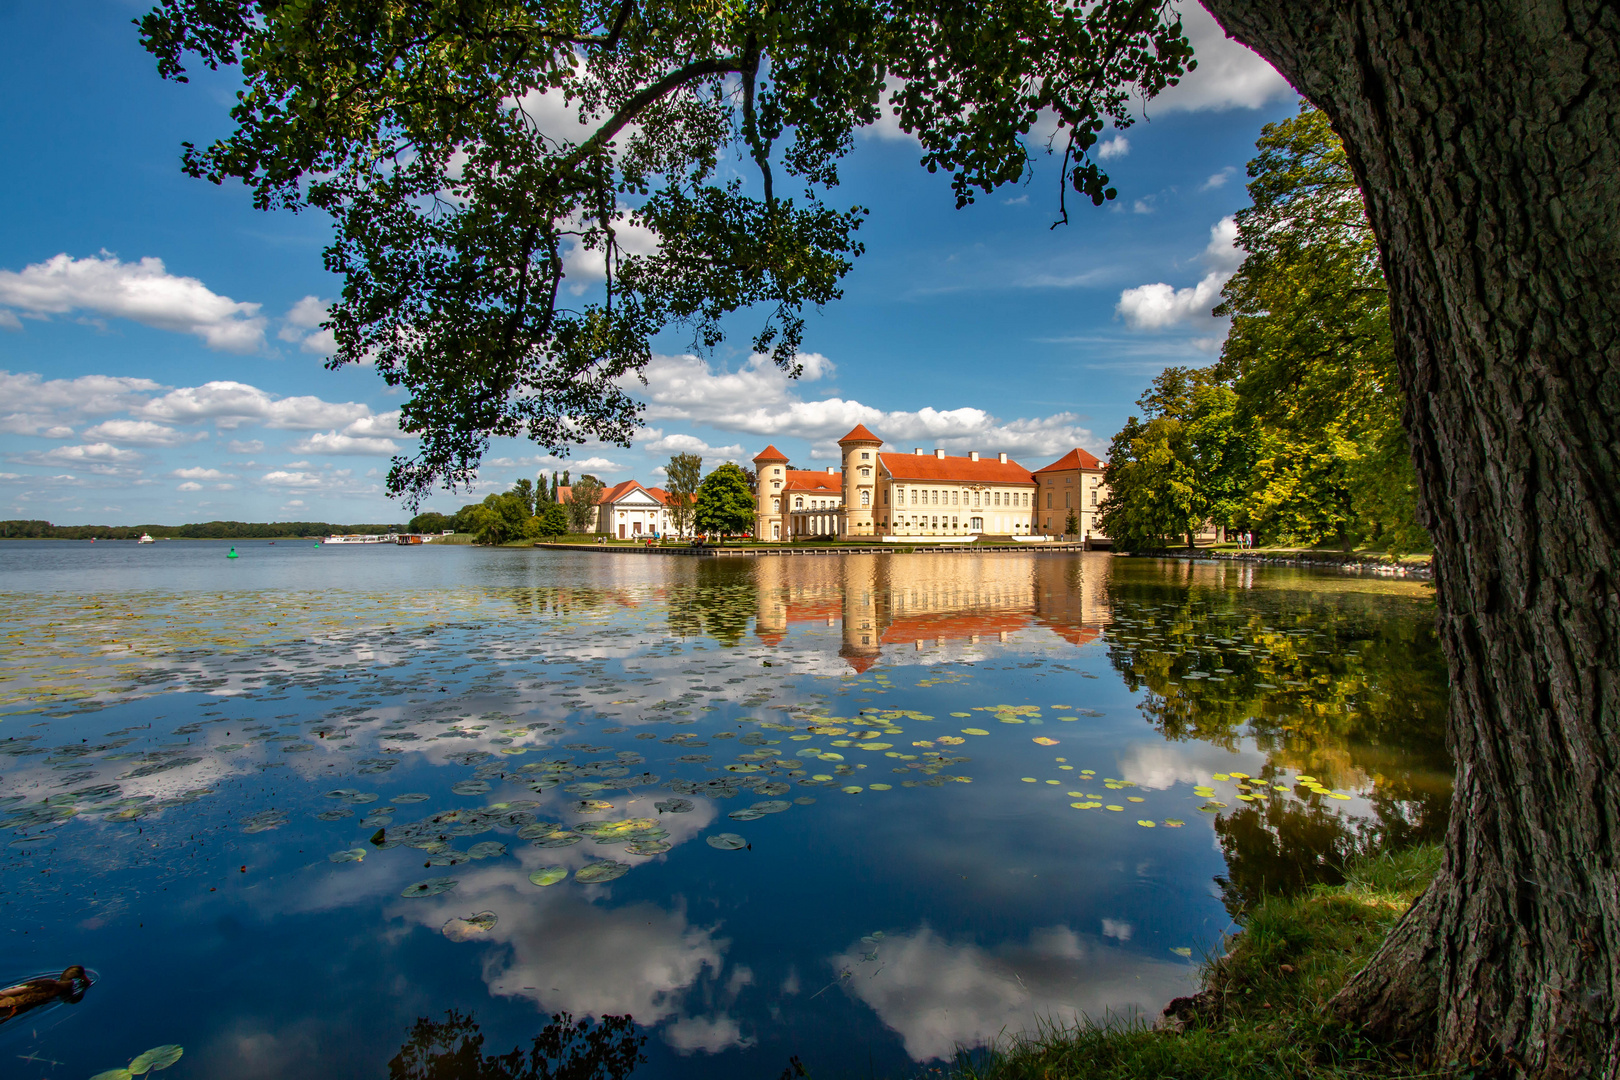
[328,848,366,863]
[728,808,764,821]
[129,1044,185,1074]
[532,833,582,848]
[467,841,507,859]
[450,780,491,796]
[89,1070,133,1080]
[575,860,630,883]
[392,792,431,803]
[654,798,694,813]
[401,876,459,898]
[528,866,568,887]
[626,839,672,855]
[441,910,498,941]
[706,833,747,850]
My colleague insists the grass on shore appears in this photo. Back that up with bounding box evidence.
[898,845,1446,1080]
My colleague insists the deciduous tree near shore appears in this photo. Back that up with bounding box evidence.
[664,452,702,539]
[144,0,1620,1068]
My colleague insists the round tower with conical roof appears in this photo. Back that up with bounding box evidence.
[752,444,789,541]
[838,424,883,537]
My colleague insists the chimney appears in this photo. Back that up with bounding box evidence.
[828,466,836,474]
[969,451,980,462]
[934,448,946,459]
[998,452,1008,464]
[914,448,924,455]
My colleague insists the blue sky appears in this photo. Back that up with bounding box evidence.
[0,2,1299,525]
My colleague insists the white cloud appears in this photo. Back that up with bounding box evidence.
[278,296,338,355]
[1201,166,1237,190]
[1115,216,1243,330]
[0,253,266,351]
[10,442,143,478]
[568,456,625,474]
[226,439,264,454]
[173,467,234,480]
[1100,919,1134,942]
[830,925,1194,1062]
[287,431,399,455]
[561,211,663,295]
[1096,135,1130,160]
[639,429,745,459]
[1131,198,1155,215]
[662,1014,754,1055]
[138,381,372,431]
[261,469,329,490]
[0,310,20,331]
[177,481,203,492]
[0,370,163,436]
[1153,4,1295,113]
[81,419,203,447]
[630,353,1103,459]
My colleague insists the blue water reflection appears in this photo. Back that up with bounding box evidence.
[0,542,1446,1078]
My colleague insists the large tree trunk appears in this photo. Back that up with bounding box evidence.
[1199,2,1620,1074]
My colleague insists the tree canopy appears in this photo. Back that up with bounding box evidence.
[564,474,605,532]
[140,0,1195,502]
[693,462,754,536]
[663,451,702,537]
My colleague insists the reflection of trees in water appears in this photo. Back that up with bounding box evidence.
[1101,569,1451,904]
[666,564,759,646]
[387,1010,644,1080]
[491,587,613,619]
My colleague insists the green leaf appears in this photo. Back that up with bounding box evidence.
[129,1044,184,1073]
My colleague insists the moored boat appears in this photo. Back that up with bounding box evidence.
[321,533,397,545]
[136,533,155,544]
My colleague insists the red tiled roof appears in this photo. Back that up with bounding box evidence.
[752,444,790,462]
[782,470,843,493]
[878,453,1035,484]
[645,486,672,505]
[595,480,669,506]
[838,424,882,444]
[1034,448,1103,474]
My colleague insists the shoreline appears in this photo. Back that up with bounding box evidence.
[529,541,1097,557]
[1123,547,1434,580]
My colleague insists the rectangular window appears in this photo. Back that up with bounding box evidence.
[884,489,890,505]
[910,490,917,505]
[1065,493,1071,508]
[1047,493,1052,508]
[1091,490,1098,506]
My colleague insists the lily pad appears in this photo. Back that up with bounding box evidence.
[706,833,747,850]
[961,728,989,736]
[575,861,630,883]
[570,799,613,814]
[441,910,499,941]
[532,833,582,848]
[1032,736,1060,746]
[128,1045,185,1073]
[751,800,792,814]
[467,841,507,859]
[401,876,459,898]
[450,780,491,796]
[626,839,672,855]
[328,848,366,863]
[528,866,568,887]
[392,792,431,803]
[728,808,765,821]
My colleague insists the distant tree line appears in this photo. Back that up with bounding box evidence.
[1099,105,1428,556]
[0,520,402,540]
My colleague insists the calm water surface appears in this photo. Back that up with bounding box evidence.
[0,541,1449,1078]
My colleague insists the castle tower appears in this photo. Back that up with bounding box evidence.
[837,424,883,538]
[752,444,789,542]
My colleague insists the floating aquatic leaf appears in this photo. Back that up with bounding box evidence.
[450,780,491,796]
[751,800,791,814]
[467,841,507,859]
[392,793,430,803]
[89,1070,132,1080]
[575,861,630,883]
[441,911,499,941]
[1020,777,1037,784]
[570,799,613,814]
[128,1044,184,1073]
[854,742,892,751]
[626,840,671,855]
[241,810,288,834]
[1170,946,1193,958]
[1138,820,1156,827]
[654,798,694,814]
[728,808,764,821]
[528,867,568,887]
[1163,819,1185,827]
[868,783,892,791]
[1032,737,1059,746]
[706,833,747,850]
[961,728,989,736]
[401,876,459,898]
[1199,802,1227,812]
[328,848,366,863]
[1127,796,1145,803]
[1211,773,1230,782]
[1070,801,1102,809]
[1105,805,1124,812]
[533,834,582,848]
[840,786,863,794]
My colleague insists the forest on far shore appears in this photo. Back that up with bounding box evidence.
[0,520,404,540]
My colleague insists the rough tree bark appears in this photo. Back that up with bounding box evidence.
[1198,2,1620,1074]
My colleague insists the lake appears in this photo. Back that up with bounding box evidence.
[0,541,1449,1079]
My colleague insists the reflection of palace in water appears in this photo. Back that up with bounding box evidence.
[752,553,1112,670]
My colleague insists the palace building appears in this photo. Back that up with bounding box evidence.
[752,425,1109,543]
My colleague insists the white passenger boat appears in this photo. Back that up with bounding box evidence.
[137,533,155,544]
[321,533,397,545]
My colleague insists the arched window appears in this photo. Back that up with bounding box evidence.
[794,497,803,509]
[860,491,870,506]
[773,498,781,512]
